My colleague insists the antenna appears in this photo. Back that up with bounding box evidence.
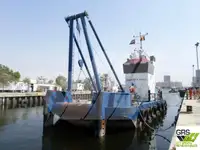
[139,32,148,49]
[130,32,148,58]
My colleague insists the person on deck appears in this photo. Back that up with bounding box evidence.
[197,88,200,99]
[193,88,196,99]
[129,83,136,102]
[158,89,163,100]
[129,83,135,93]
[189,88,192,100]
[185,88,188,99]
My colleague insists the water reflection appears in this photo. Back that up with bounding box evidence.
[0,106,42,127]
[42,125,151,150]
[41,116,165,150]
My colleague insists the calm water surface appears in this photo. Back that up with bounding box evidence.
[0,93,181,150]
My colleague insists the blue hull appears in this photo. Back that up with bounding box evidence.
[45,90,166,128]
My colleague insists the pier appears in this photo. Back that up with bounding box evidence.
[0,91,92,109]
[169,98,200,149]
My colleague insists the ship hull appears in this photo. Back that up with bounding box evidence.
[44,90,167,132]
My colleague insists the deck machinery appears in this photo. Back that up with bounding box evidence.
[43,11,167,137]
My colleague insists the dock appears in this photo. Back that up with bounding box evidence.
[169,99,200,149]
[0,92,45,97]
[0,91,92,109]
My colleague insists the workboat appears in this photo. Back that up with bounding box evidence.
[46,47,159,127]
[169,88,178,93]
[44,11,167,137]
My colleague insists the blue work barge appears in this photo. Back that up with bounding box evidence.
[43,11,167,137]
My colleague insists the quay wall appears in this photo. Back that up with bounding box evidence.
[0,91,92,109]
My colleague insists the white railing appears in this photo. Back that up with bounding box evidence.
[0,92,45,97]
[0,91,92,97]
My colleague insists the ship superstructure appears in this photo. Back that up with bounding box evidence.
[123,33,156,101]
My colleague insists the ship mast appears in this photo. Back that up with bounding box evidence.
[139,32,148,49]
[130,32,148,59]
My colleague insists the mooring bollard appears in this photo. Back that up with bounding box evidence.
[186,105,193,113]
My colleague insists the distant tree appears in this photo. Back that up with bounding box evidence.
[13,71,21,82]
[23,77,31,84]
[0,73,10,90]
[89,74,112,91]
[48,79,54,84]
[23,77,31,92]
[83,77,92,91]
[100,74,105,89]
[0,64,21,90]
[55,75,67,90]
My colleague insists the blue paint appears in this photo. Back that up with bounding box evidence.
[65,12,98,92]
[46,91,71,112]
[79,92,100,120]
[46,90,166,121]
[76,19,81,34]
[80,16,101,92]
[128,111,139,120]
[100,92,131,119]
[47,91,56,112]
[102,92,131,108]
[104,107,138,120]
[107,93,115,107]
[64,91,72,103]
[65,11,88,23]
[67,19,74,91]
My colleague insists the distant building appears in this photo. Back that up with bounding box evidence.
[171,82,183,88]
[0,78,62,92]
[156,82,170,88]
[0,81,28,92]
[72,83,84,91]
[30,79,37,84]
[164,75,171,83]
[31,83,61,92]
[156,75,182,89]
[192,69,200,87]
[192,77,197,87]
[28,79,61,92]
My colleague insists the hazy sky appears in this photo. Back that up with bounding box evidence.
[1,0,200,86]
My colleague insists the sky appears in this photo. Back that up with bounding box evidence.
[1,0,200,86]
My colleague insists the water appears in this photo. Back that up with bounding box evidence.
[0,93,181,150]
